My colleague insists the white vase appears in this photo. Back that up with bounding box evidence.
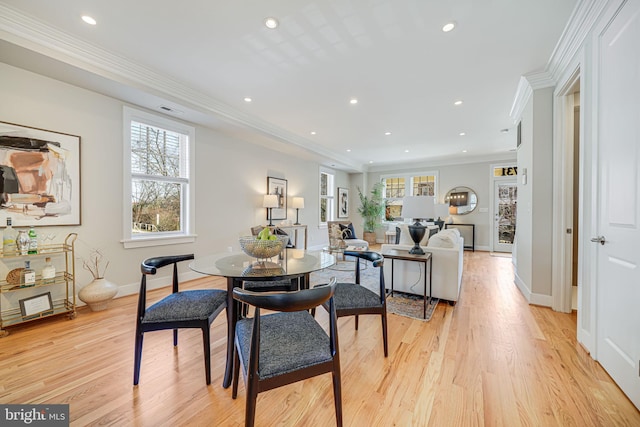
[78,278,118,311]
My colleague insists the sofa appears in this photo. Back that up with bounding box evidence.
[380,225,464,303]
[327,221,369,249]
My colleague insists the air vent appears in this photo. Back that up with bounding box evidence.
[160,106,173,112]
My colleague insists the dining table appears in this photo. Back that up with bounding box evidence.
[189,248,336,388]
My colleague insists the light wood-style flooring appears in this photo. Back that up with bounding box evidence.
[1,250,638,426]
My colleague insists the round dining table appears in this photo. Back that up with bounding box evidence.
[190,248,336,388]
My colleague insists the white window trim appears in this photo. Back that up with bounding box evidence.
[121,106,196,248]
[381,171,440,222]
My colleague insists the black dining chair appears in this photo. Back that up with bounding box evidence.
[322,250,388,357]
[232,278,342,427]
[133,254,227,386]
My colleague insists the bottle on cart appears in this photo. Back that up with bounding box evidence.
[20,260,36,287]
[42,257,56,284]
[2,217,17,254]
[28,226,38,254]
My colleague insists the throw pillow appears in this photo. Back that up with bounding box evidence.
[427,229,460,248]
[339,223,358,239]
[348,223,357,239]
[397,224,414,245]
[339,223,352,239]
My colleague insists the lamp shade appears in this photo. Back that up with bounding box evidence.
[435,203,450,220]
[402,196,435,220]
[263,194,279,208]
[292,197,305,209]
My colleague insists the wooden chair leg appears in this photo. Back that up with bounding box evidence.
[245,377,258,427]
[232,347,240,399]
[355,314,359,330]
[381,312,388,357]
[332,367,343,427]
[173,329,178,346]
[202,326,211,385]
[133,332,144,385]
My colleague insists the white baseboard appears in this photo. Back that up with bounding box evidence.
[513,272,552,307]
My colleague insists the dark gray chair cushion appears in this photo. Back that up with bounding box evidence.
[142,289,227,323]
[333,282,382,310]
[235,311,332,379]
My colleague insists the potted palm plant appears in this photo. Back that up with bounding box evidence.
[357,182,385,245]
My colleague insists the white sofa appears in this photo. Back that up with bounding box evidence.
[380,226,464,303]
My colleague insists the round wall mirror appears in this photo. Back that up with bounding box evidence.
[445,186,478,215]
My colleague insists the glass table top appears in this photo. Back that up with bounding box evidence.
[189,249,335,279]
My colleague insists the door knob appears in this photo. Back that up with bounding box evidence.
[590,236,606,245]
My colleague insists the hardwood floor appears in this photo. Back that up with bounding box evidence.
[1,250,638,426]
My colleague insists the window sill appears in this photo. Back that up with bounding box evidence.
[121,234,197,249]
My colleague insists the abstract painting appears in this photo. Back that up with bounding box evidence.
[0,121,81,226]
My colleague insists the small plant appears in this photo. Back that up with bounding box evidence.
[357,182,385,233]
[83,248,110,280]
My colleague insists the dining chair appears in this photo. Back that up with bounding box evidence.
[232,278,342,427]
[133,254,227,386]
[322,250,388,357]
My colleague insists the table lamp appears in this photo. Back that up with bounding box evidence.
[292,197,304,225]
[434,203,450,230]
[402,196,435,255]
[263,194,279,226]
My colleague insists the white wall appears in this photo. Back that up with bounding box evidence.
[0,62,350,305]
[514,86,554,305]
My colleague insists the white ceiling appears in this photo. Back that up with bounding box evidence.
[0,0,578,172]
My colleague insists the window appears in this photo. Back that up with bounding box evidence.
[381,172,438,221]
[122,107,195,248]
[319,170,335,226]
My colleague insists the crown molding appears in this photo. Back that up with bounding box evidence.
[509,0,609,124]
[546,0,609,82]
[0,4,364,172]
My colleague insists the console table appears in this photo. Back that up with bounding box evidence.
[380,248,433,319]
[445,223,475,251]
[268,224,307,249]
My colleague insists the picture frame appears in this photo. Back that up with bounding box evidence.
[337,187,349,218]
[0,121,81,226]
[267,176,287,221]
[19,292,54,319]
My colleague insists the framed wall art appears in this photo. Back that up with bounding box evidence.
[338,187,349,218]
[19,292,54,319]
[0,121,81,226]
[267,176,287,221]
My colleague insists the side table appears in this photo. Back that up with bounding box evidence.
[380,248,433,319]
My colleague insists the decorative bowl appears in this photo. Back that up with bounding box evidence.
[239,235,289,260]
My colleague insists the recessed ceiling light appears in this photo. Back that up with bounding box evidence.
[349,98,358,105]
[454,100,463,106]
[404,149,409,153]
[462,149,468,153]
[369,160,374,164]
[385,131,392,136]
[459,132,466,136]
[82,15,97,25]
[244,97,252,102]
[346,149,351,152]
[442,22,456,32]
[264,17,279,29]
[310,131,316,135]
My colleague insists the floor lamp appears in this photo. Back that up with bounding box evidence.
[401,196,435,255]
[292,197,304,225]
[263,194,279,226]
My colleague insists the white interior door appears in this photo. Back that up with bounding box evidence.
[595,0,640,409]
[493,180,517,252]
